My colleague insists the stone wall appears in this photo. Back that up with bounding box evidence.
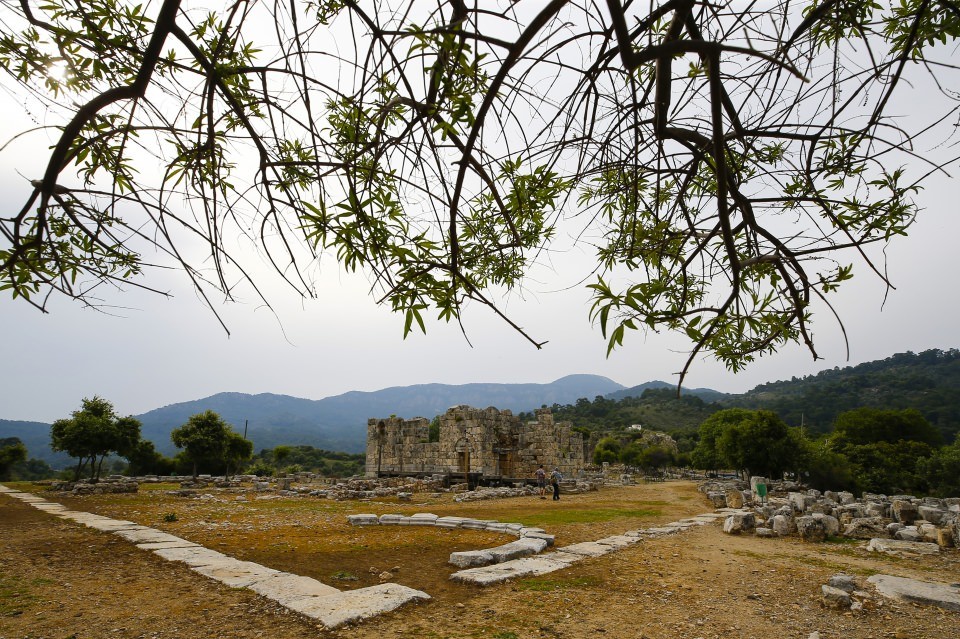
[365,406,587,479]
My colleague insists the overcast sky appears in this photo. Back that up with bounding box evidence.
[1,2,958,425]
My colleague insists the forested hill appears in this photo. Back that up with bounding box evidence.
[724,349,960,442]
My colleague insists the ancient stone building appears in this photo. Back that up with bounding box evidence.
[365,405,588,480]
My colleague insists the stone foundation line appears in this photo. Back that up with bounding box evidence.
[0,485,429,629]
[347,510,731,585]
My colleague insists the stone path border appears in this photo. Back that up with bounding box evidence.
[0,485,429,628]
[347,510,730,585]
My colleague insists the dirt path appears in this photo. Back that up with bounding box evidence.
[2,482,958,639]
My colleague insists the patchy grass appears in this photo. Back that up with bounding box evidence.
[0,574,52,616]
[520,508,661,527]
[515,576,603,592]
[330,570,359,581]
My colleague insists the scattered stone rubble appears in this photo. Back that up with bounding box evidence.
[703,479,959,552]
[819,572,960,613]
[50,476,139,495]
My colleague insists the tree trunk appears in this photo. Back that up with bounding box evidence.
[73,457,84,481]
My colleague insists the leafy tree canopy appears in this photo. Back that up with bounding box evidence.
[693,408,799,478]
[2,1,958,378]
[0,437,28,480]
[830,407,942,450]
[170,410,251,477]
[50,396,142,480]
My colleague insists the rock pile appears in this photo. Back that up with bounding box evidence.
[50,478,139,495]
[704,480,959,550]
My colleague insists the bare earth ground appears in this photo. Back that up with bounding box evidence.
[2,481,959,639]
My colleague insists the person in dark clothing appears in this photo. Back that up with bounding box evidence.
[550,468,562,501]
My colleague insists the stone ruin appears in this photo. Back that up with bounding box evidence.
[366,405,588,481]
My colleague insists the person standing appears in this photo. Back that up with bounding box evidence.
[535,464,547,499]
[550,467,563,501]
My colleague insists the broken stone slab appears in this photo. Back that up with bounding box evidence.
[400,514,439,526]
[868,575,960,612]
[55,512,122,525]
[8,493,49,502]
[866,538,940,557]
[487,538,548,563]
[435,516,468,527]
[78,518,145,532]
[28,502,68,510]
[288,583,430,629]
[461,519,495,530]
[450,553,582,585]
[519,527,546,536]
[192,558,281,588]
[521,532,555,546]
[136,539,202,550]
[555,541,616,558]
[347,514,380,526]
[642,526,683,536]
[150,545,230,567]
[484,522,509,533]
[378,514,403,525]
[449,549,496,568]
[594,535,639,549]
[114,528,186,544]
[245,571,340,604]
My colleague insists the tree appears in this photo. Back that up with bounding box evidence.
[170,410,247,478]
[917,439,960,497]
[50,396,143,480]
[692,408,798,478]
[2,2,957,377]
[691,408,745,472]
[124,440,176,477]
[593,436,621,464]
[831,408,942,450]
[0,437,28,480]
[224,431,254,479]
[828,408,940,493]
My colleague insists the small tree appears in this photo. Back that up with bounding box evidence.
[50,397,143,480]
[124,440,176,477]
[170,410,246,478]
[0,438,28,480]
[224,432,253,479]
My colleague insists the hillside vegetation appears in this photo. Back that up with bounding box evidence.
[724,349,960,443]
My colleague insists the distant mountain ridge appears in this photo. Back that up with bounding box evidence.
[604,380,729,403]
[7,349,957,468]
[4,374,626,465]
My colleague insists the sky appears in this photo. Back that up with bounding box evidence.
[1,2,958,424]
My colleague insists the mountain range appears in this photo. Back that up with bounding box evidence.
[1,374,629,466]
[6,348,958,468]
